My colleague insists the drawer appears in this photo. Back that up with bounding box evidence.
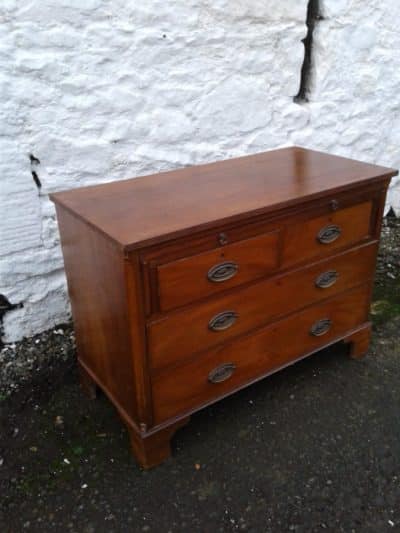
[152,284,370,423]
[282,201,372,267]
[148,242,378,372]
[156,230,280,311]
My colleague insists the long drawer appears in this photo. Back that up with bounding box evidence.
[151,284,371,424]
[148,242,378,372]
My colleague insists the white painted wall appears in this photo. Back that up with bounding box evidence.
[1,0,399,343]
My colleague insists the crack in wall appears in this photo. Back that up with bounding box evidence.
[29,153,42,194]
[294,0,323,103]
[29,154,40,165]
[31,170,42,191]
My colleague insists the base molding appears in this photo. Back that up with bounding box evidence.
[128,417,190,469]
[78,361,98,399]
[343,322,372,359]
[78,323,372,468]
[78,359,190,468]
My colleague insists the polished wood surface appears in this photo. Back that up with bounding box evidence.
[148,242,378,372]
[152,285,371,423]
[50,147,396,250]
[157,230,279,311]
[282,200,373,266]
[51,147,396,468]
[345,324,372,359]
[128,417,190,469]
[55,206,139,423]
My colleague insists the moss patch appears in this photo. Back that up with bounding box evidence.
[372,218,400,326]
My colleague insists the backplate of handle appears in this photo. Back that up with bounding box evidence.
[207,261,238,283]
[208,310,238,331]
[208,363,236,383]
[315,270,339,289]
[317,224,341,244]
[310,318,332,337]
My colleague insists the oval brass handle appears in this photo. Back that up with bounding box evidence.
[315,270,339,289]
[208,363,236,383]
[207,261,238,283]
[317,224,341,244]
[310,318,332,337]
[208,311,238,331]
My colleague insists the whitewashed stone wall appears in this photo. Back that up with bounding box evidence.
[1,0,399,343]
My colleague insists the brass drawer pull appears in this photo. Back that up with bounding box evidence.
[208,311,238,331]
[207,261,238,283]
[317,224,341,244]
[208,363,236,383]
[315,270,339,289]
[310,318,332,337]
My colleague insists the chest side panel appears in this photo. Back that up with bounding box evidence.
[55,206,142,426]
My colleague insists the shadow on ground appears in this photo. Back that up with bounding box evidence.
[1,218,399,533]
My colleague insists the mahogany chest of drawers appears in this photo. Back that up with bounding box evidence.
[51,147,397,468]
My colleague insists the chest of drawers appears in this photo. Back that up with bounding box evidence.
[51,147,397,468]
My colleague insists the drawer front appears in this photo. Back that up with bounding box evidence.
[148,242,378,372]
[282,201,372,267]
[157,230,280,311]
[152,285,371,423]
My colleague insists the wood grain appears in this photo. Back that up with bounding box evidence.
[50,147,397,250]
[345,323,372,359]
[282,200,372,266]
[157,230,280,311]
[152,285,371,423]
[51,147,395,468]
[55,207,139,424]
[148,242,378,372]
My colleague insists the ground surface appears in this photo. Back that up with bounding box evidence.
[1,218,399,533]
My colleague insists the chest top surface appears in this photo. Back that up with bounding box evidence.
[50,146,397,250]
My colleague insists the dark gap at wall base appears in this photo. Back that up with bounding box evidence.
[0,295,23,349]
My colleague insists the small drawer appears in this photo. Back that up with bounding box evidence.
[152,284,370,423]
[148,242,378,372]
[282,201,373,267]
[156,230,280,311]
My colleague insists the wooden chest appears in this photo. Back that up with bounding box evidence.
[50,147,397,468]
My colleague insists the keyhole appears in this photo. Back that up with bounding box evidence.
[218,233,228,246]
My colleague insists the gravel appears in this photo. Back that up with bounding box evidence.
[0,325,75,399]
